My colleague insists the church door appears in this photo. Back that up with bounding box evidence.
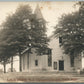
[59,60,64,70]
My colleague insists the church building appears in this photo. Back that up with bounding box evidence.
[49,36,84,72]
[21,5,84,72]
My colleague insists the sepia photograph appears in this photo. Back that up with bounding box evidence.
[0,1,84,83]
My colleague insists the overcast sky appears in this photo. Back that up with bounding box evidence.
[0,2,79,36]
[0,2,79,71]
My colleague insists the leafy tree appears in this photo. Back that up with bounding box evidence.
[0,4,49,72]
[0,42,16,73]
[1,4,33,72]
[30,17,49,55]
[54,2,84,67]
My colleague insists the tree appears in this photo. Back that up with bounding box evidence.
[0,43,15,73]
[30,17,49,55]
[0,4,49,72]
[1,4,33,72]
[53,2,84,67]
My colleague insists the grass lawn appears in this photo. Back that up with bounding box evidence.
[0,72,82,83]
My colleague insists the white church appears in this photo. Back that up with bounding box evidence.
[20,5,84,72]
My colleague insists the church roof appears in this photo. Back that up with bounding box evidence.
[34,4,44,20]
[21,47,30,55]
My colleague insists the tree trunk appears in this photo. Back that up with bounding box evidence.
[3,61,6,73]
[11,56,13,72]
[27,52,29,70]
[19,52,22,72]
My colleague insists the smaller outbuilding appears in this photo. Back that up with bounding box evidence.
[21,47,52,72]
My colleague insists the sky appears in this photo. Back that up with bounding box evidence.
[0,2,79,72]
[0,2,79,36]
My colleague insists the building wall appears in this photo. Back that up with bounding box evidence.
[21,52,28,72]
[21,37,82,72]
[21,48,51,72]
[48,37,82,72]
[74,56,82,70]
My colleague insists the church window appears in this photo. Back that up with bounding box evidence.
[70,56,74,67]
[59,36,62,43]
[48,49,52,67]
[59,36,62,47]
[54,62,57,70]
[35,60,38,66]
